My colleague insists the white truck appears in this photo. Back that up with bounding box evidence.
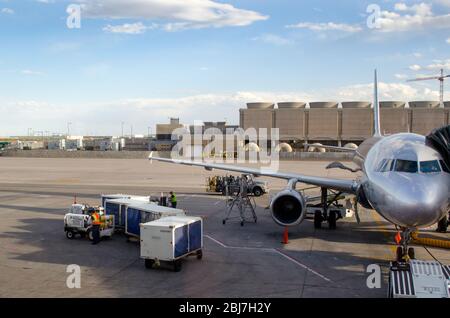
[64,204,114,241]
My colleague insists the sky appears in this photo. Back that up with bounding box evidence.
[1,0,450,136]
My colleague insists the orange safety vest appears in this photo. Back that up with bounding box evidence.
[92,212,101,225]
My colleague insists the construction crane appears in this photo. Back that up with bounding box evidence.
[407,68,450,107]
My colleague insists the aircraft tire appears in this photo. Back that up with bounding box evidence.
[408,247,415,260]
[314,211,322,229]
[437,217,448,233]
[328,210,337,230]
[396,246,404,262]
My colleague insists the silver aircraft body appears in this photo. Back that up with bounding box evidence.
[149,72,450,235]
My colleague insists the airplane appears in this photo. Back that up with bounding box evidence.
[149,71,450,262]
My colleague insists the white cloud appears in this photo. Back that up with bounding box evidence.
[82,63,111,77]
[15,100,51,110]
[425,59,450,70]
[407,59,450,72]
[1,8,14,14]
[286,22,362,33]
[47,41,82,53]
[395,73,408,79]
[433,0,450,7]
[446,38,450,44]
[21,70,45,76]
[375,2,450,33]
[103,22,151,34]
[337,82,439,100]
[77,0,268,30]
[2,80,445,136]
[252,34,293,46]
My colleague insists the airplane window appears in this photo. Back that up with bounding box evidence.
[440,160,450,173]
[395,160,418,173]
[420,160,441,173]
[376,159,387,172]
[379,159,395,172]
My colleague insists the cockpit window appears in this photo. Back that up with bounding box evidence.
[420,160,441,173]
[379,159,395,172]
[395,160,418,173]
[440,160,450,174]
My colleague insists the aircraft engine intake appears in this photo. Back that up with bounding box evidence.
[270,189,306,226]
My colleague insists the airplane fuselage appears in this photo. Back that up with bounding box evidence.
[355,133,450,229]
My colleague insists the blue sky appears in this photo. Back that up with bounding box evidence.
[1,0,450,136]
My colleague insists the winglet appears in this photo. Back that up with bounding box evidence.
[373,69,381,137]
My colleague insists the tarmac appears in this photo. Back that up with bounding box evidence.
[0,157,448,298]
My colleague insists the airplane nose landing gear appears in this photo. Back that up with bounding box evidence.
[395,228,415,262]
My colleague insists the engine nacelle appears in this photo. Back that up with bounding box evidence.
[270,189,307,226]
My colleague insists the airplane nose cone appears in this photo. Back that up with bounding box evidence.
[373,174,449,228]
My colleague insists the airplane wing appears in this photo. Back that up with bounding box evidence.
[149,153,359,194]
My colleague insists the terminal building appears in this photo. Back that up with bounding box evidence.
[239,101,450,149]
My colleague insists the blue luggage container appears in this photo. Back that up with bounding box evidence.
[104,198,151,229]
[125,203,185,238]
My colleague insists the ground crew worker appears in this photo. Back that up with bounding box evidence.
[169,191,177,209]
[90,209,101,245]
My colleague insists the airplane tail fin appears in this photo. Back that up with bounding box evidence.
[373,69,381,137]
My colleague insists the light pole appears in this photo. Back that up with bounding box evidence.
[67,122,72,137]
[121,122,125,137]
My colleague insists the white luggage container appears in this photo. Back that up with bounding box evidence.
[140,216,203,272]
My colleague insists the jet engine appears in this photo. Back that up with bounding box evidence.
[270,189,307,226]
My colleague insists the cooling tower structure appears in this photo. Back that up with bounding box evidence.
[275,102,307,140]
[379,101,409,135]
[307,102,339,141]
[341,102,372,141]
[239,103,275,136]
[237,100,448,147]
[409,101,446,136]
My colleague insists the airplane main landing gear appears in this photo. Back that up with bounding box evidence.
[313,188,341,230]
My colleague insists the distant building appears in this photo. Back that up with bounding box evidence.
[156,118,184,140]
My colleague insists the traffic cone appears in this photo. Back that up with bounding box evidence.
[282,226,289,244]
[395,232,402,245]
